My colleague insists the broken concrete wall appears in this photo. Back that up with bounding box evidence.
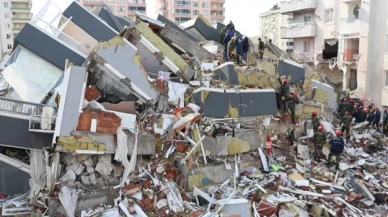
[159,25,213,61]
[14,23,86,71]
[311,79,338,110]
[193,88,277,118]
[278,59,305,83]
[157,14,198,42]
[93,36,160,104]
[129,20,195,81]
[54,66,87,138]
[214,62,239,85]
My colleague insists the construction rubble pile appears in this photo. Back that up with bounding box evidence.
[1,2,388,217]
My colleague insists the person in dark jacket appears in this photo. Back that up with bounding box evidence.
[278,77,289,113]
[287,93,300,124]
[383,108,388,137]
[359,106,367,122]
[258,38,264,60]
[372,107,381,132]
[367,108,375,127]
[312,111,320,132]
[222,28,235,61]
[313,126,327,161]
[219,23,231,44]
[353,104,361,123]
[328,130,345,166]
[235,35,244,64]
[368,102,374,110]
[242,36,250,62]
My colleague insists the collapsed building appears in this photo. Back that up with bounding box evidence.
[0,1,387,217]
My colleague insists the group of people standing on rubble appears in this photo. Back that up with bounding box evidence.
[339,98,388,136]
[220,21,250,64]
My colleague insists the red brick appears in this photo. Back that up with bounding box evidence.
[176,142,187,153]
[84,85,101,102]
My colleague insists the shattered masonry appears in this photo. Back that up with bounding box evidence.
[0,1,387,217]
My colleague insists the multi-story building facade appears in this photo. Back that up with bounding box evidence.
[155,0,225,25]
[78,0,146,20]
[0,0,32,61]
[259,4,293,53]
[280,0,388,108]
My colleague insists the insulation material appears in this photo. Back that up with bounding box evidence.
[110,111,136,130]
[168,81,189,107]
[59,186,78,217]
[166,182,185,213]
[2,47,62,103]
[312,79,338,110]
[29,150,47,200]
[154,114,174,135]
[41,106,55,130]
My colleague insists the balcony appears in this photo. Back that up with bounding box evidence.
[281,23,316,39]
[173,12,191,16]
[210,13,224,18]
[339,15,360,36]
[210,0,225,3]
[341,0,361,3]
[10,0,30,2]
[11,6,30,12]
[11,16,30,22]
[280,0,317,14]
[128,0,146,5]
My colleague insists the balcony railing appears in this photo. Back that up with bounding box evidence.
[280,0,317,14]
[12,16,30,21]
[0,96,55,116]
[211,13,224,17]
[29,115,56,133]
[339,15,360,35]
[128,0,146,4]
[281,22,316,39]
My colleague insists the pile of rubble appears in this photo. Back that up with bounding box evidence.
[0,1,388,217]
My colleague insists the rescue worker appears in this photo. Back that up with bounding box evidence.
[348,99,355,114]
[383,108,388,137]
[368,101,374,110]
[287,92,300,124]
[367,107,376,127]
[328,130,345,168]
[278,77,289,113]
[258,38,264,60]
[242,36,250,62]
[222,28,235,61]
[373,106,381,132]
[353,104,361,123]
[227,36,236,62]
[359,106,367,122]
[235,35,244,64]
[219,23,232,44]
[288,128,297,146]
[339,98,348,117]
[312,111,320,133]
[313,126,327,161]
[55,92,61,108]
[340,111,352,143]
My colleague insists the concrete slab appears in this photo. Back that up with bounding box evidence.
[312,79,338,110]
[214,62,238,85]
[192,87,277,118]
[278,59,305,83]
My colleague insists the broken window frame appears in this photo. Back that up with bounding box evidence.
[324,8,334,24]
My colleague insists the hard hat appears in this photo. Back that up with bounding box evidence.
[345,111,349,115]
[312,111,317,116]
[293,92,298,97]
[282,79,288,84]
[360,106,363,109]
[374,106,377,110]
[336,130,342,135]
[384,108,387,112]
[318,126,324,131]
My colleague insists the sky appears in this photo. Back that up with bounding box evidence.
[31,0,278,37]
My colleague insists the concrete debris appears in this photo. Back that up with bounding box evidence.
[0,2,388,217]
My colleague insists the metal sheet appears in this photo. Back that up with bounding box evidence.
[278,59,305,83]
[0,161,30,195]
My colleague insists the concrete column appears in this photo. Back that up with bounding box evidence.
[342,66,350,91]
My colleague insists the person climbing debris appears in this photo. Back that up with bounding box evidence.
[328,130,345,168]
[258,38,264,60]
[313,125,327,162]
[383,108,388,137]
[340,111,352,143]
[287,92,300,124]
[278,76,289,113]
[372,106,381,132]
[312,111,320,132]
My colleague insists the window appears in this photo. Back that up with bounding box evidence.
[202,2,208,8]
[106,0,114,2]
[118,6,125,12]
[202,10,209,16]
[118,0,125,3]
[175,9,191,15]
[128,6,146,13]
[109,6,115,12]
[304,15,312,23]
[174,0,191,6]
[286,41,294,46]
[193,10,199,15]
[5,13,9,18]
[193,1,199,7]
[385,70,388,86]
[5,23,10,29]
[324,9,334,23]
[6,34,11,39]
[3,2,8,8]
[174,17,191,23]
[303,41,311,52]
[7,44,12,49]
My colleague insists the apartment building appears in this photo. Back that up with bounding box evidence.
[259,4,293,53]
[280,0,388,108]
[0,0,32,61]
[155,0,225,25]
[78,0,146,20]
